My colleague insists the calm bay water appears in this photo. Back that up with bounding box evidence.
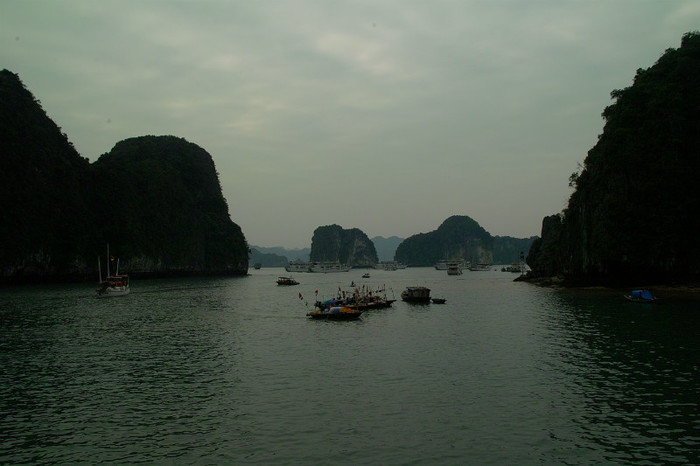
[1,267,698,464]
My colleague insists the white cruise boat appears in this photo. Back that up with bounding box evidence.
[285,261,351,273]
[434,260,448,270]
[285,261,312,273]
[309,261,351,273]
[375,261,406,271]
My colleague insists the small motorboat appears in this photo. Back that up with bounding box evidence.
[277,276,299,286]
[362,272,371,278]
[624,289,657,303]
[431,298,446,304]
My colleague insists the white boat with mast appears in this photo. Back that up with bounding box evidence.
[97,244,130,297]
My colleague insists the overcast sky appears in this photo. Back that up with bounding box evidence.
[3,1,698,248]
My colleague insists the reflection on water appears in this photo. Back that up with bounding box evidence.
[539,290,699,463]
[1,271,698,464]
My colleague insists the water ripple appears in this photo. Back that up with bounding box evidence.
[1,273,698,464]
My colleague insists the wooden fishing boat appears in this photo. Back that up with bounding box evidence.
[401,286,431,303]
[96,244,130,297]
[306,306,363,320]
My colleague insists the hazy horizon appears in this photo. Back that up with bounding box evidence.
[3,1,699,249]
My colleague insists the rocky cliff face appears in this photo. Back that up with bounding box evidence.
[90,136,249,276]
[525,215,563,278]
[310,225,378,267]
[0,70,248,283]
[394,216,495,266]
[527,32,700,285]
[0,69,94,281]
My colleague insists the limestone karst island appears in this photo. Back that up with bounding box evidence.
[2,32,700,286]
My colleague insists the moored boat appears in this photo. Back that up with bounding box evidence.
[285,261,351,273]
[434,260,448,270]
[468,263,492,271]
[97,245,130,297]
[501,262,524,273]
[431,298,446,304]
[286,261,313,272]
[375,261,405,270]
[447,262,462,275]
[306,306,363,320]
[401,286,431,302]
[309,261,351,273]
[624,289,657,303]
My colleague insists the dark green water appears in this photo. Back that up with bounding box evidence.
[1,268,698,464]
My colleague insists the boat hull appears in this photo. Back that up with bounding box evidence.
[97,286,130,297]
[401,286,431,302]
[306,307,362,320]
[277,276,299,285]
[309,262,351,273]
[624,295,657,303]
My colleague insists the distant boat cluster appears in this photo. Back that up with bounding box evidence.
[375,261,407,271]
[285,261,351,273]
[434,259,497,273]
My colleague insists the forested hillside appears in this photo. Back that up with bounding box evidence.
[90,136,248,275]
[394,216,493,266]
[0,70,95,279]
[0,70,248,283]
[310,225,378,267]
[527,32,700,284]
[394,215,536,266]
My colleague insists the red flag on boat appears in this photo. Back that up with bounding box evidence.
[299,292,303,300]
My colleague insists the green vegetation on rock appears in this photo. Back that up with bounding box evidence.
[527,32,700,285]
[310,225,378,267]
[0,70,248,283]
[394,215,535,266]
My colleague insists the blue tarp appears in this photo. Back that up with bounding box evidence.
[631,289,654,300]
[322,299,341,309]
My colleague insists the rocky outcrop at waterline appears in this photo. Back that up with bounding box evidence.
[0,69,248,283]
[310,225,378,268]
[526,32,700,286]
